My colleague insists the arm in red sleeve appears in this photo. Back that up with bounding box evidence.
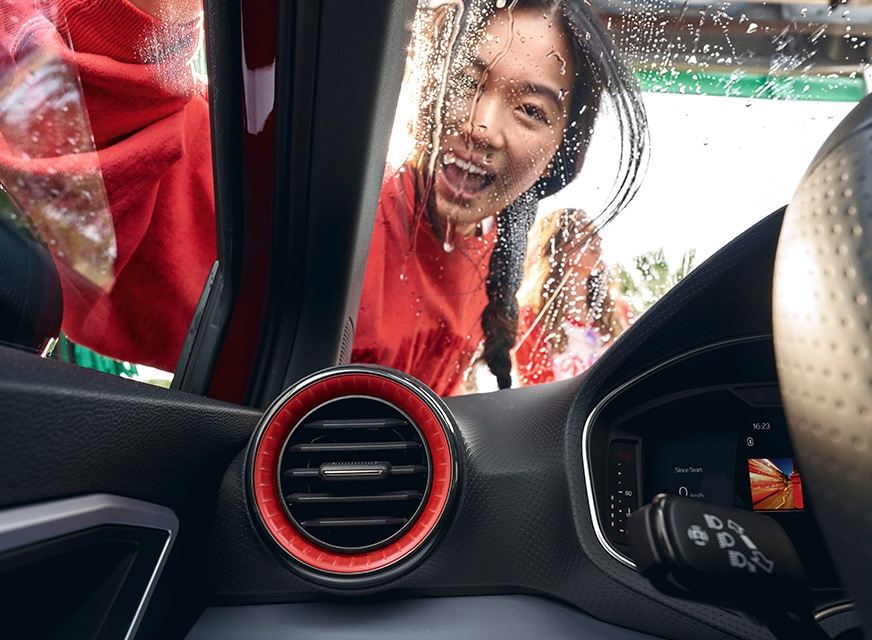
[0,0,216,370]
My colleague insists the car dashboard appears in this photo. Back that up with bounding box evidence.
[188,207,860,638]
[0,209,864,639]
[584,336,839,591]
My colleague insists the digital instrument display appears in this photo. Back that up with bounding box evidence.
[645,432,740,507]
[592,341,836,587]
[639,396,802,516]
[629,386,802,517]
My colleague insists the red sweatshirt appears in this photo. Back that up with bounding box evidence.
[1,1,490,395]
[0,0,215,371]
[352,167,494,397]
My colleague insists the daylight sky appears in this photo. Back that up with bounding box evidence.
[550,91,858,270]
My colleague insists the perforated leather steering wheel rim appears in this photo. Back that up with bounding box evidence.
[773,93,872,632]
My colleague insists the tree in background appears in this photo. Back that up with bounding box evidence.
[614,249,696,318]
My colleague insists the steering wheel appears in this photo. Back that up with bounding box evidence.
[773,92,872,633]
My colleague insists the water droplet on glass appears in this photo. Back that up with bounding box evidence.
[547,49,567,76]
[443,219,456,253]
[746,23,758,34]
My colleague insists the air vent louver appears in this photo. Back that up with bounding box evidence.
[248,365,458,584]
[279,398,430,551]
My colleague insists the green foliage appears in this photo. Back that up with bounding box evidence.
[54,333,139,378]
[614,248,696,318]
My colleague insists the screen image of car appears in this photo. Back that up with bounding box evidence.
[748,458,804,512]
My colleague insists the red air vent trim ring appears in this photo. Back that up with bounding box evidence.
[252,370,452,574]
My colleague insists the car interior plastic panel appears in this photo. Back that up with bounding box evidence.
[0,206,861,639]
[0,347,260,638]
[0,494,178,640]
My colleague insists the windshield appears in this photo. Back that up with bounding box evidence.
[0,0,865,397]
[368,0,866,394]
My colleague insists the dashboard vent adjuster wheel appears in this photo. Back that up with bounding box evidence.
[248,365,459,586]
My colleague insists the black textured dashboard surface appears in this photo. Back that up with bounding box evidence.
[0,347,260,638]
[202,211,788,639]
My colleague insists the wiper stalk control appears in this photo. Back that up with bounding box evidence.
[628,494,829,640]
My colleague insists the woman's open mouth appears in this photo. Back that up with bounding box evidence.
[438,151,496,200]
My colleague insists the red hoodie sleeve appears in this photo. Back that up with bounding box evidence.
[0,0,215,370]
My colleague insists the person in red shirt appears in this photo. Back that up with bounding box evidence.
[512,208,631,387]
[0,0,647,395]
[0,0,212,370]
[351,0,647,395]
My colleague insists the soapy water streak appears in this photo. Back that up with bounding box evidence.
[0,24,116,290]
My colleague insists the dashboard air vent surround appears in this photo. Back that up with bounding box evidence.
[248,365,459,586]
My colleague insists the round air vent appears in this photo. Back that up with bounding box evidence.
[248,365,459,585]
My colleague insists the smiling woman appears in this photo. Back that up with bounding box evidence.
[0,0,642,397]
[351,0,647,396]
[431,9,575,234]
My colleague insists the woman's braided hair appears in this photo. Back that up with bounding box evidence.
[410,0,648,389]
[475,0,648,388]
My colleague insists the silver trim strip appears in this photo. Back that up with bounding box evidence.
[581,335,773,570]
[814,602,855,622]
[0,493,179,640]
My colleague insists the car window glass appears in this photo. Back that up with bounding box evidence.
[1,0,864,398]
[587,0,863,312]
[373,0,867,395]
[0,0,211,387]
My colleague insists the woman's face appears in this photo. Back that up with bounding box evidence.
[431,8,577,234]
[563,235,603,320]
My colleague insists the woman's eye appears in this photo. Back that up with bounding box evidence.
[520,103,549,124]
